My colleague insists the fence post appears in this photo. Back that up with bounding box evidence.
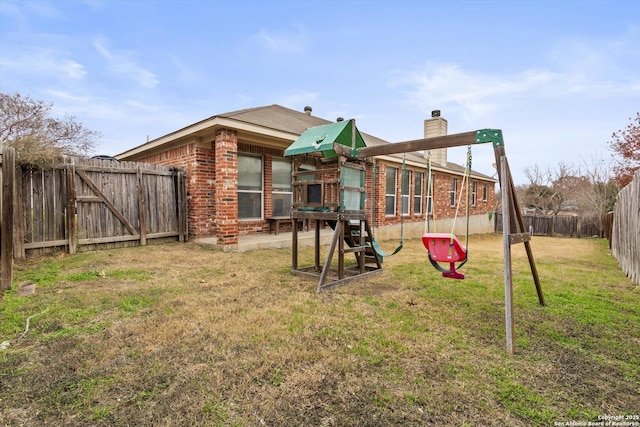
[175,169,187,242]
[136,166,147,246]
[66,164,77,255]
[13,165,25,259]
[1,147,15,291]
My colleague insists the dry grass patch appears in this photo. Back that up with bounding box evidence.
[1,235,638,426]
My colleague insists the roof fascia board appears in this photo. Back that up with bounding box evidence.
[117,117,301,159]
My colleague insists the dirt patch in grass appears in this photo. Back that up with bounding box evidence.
[1,235,638,426]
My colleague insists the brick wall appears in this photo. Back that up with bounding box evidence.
[214,129,238,245]
[372,160,495,228]
[134,139,495,244]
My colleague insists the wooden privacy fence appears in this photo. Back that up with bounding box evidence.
[611,169,639,285]
[14,157,187,258]
[494,213,602,238]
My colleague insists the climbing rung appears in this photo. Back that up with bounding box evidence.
[342,246,367,254]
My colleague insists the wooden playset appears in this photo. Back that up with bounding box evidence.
[284,119,545,353]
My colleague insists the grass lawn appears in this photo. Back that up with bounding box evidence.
[1,234,638,426]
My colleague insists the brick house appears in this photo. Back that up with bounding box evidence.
[116,105,496,248]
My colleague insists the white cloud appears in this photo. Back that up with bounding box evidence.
[277,90,319,110]
[167,54,203,85]
[25,1,63,19]
[391,63,559,124]
[0,49,87,80]
[544,28,640,97]
[392,38,640,127]
[249,26,307,54]
[44,89,89,104]
[75,0,105,10]
[93,37,159,88]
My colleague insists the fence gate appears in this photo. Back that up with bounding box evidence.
[15,157,187,258]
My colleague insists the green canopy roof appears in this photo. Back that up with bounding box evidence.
[284,119,366,158]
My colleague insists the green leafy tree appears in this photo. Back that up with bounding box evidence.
[609,112,640,187]
[0,92,99,168]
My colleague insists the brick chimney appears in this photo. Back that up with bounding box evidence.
[424,110,447,166]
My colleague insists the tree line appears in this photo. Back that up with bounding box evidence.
[2,91,639,227]
[515,113,639,235]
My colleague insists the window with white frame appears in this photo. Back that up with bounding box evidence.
[401,169,410,215]
[472,181,477,206]
[272,157,292,217]
[483,183,488,201]
[238,153,263,219]
[450,177,458,207]
[385,167,397,216]
[414,171,423,215]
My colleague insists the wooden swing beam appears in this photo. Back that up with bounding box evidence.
[334,128,545,355]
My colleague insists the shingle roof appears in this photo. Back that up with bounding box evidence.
[119,103,494,181]
[218,104,331,135]
[218,104,494,181]
[218,104,387,146]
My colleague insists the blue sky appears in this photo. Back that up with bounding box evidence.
[1,0,638,184]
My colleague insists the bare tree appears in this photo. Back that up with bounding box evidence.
[523,162,577,215]
[522,156,619,236]
[0,92,99,168]
[609,112,640,187]
[579,156,619,236]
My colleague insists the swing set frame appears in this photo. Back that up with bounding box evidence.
[333,128,545,355]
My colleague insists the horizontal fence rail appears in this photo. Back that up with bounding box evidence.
[14,157,187,258]
[494,213,603,239]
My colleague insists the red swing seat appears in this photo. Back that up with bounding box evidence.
[422,233,467,279]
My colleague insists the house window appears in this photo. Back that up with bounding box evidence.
[385,167,397,216]
[238,153,263,219]
[401,169,410,215]
[450,177,458,207]
[483,183,488,201]
[272,158,292,217]
[414,172,423,215]
[472,181,477,206]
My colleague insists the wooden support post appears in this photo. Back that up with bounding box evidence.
[137,167,147,246]
[13,165,24,259]
[318,221,342,292]
[338,220,345,280]
[1,147,15,291]
[314,219,321,271]
[359,219,365,273]
[508,173,545,306]
[66,165,77,255]
[495,145,545,307]
[176,170,187,242]
[501,158,515,355]
[292,215,299,270]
